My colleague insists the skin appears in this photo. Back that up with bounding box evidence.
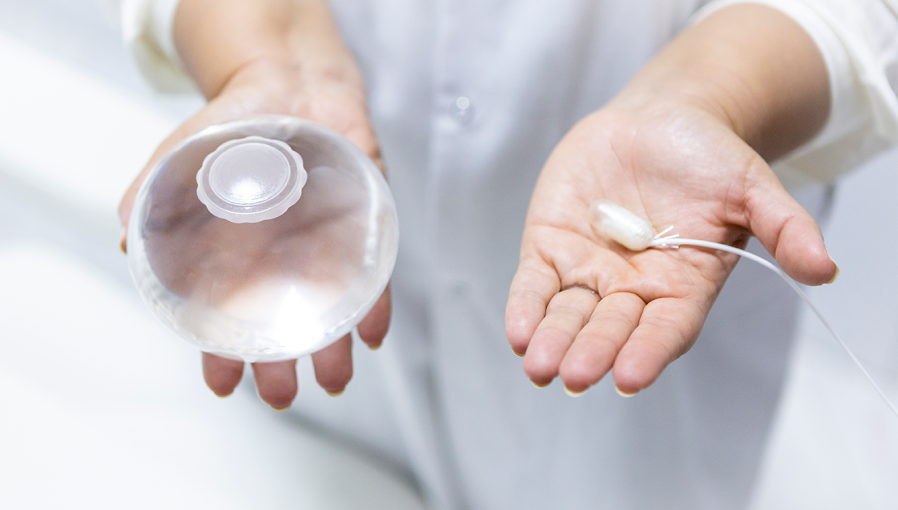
[120,1,838,407]
[506,5,838,395]
[118,0,389,410]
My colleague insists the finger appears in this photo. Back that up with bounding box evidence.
[310,334,353,396]
[611,297,707,395]
[117,124,204,253]
[202,352,245,397]
[356,285,391,350]
[506,259,561,356]
[251,359,298,410]
[118,155,159,254]
[118,128,192,229]
[522,286,600,386]
[558,292,644,393]
[743,163,837,285]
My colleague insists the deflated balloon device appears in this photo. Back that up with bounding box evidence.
[128,117,399,362]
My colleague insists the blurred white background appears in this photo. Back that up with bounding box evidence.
[0,0,897,508]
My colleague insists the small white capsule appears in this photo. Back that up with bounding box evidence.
[588,200,654,251]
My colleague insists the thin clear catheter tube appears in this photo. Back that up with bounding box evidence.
[650,236,898,420]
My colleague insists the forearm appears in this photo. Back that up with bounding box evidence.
[172,0,361,99]
[616,4,830,162]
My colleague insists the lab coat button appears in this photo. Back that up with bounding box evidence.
[450,96,474,125]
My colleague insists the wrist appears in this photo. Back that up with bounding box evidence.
[609,64,763,140]
[219,52,365,98]
[611,4,830,162]
[173,0,360,99]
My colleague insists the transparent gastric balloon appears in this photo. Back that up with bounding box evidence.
[127,117,399,362]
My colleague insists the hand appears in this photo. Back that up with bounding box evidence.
[505,94,837,396]
[119,58,391,409]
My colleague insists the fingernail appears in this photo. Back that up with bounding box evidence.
[530,379,550,388]
[615,385,637,398]
[271,404,291,411]
[512,347,525,358]
[826,259,840,284]
[119,228,128,254]
[368,343,382,351]
[325,388,345,397]
[214,391,234,398]
[564,385,586,397]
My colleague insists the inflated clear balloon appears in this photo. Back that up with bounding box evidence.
[127,117,399,362]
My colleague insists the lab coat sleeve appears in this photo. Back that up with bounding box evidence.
[102,0,193,93]
[695,0,898,188]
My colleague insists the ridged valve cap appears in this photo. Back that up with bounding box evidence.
[196,136,307,223]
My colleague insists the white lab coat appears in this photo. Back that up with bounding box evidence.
[115,1,898,509]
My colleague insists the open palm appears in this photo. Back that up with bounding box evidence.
[119,60,390,409]
[506,100,836,395]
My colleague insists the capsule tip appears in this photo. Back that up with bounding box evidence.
[588,200,654,251]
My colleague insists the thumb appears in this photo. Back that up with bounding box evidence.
[117,106,232,252]
[742,165,838,286]
[117,139,177,254]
